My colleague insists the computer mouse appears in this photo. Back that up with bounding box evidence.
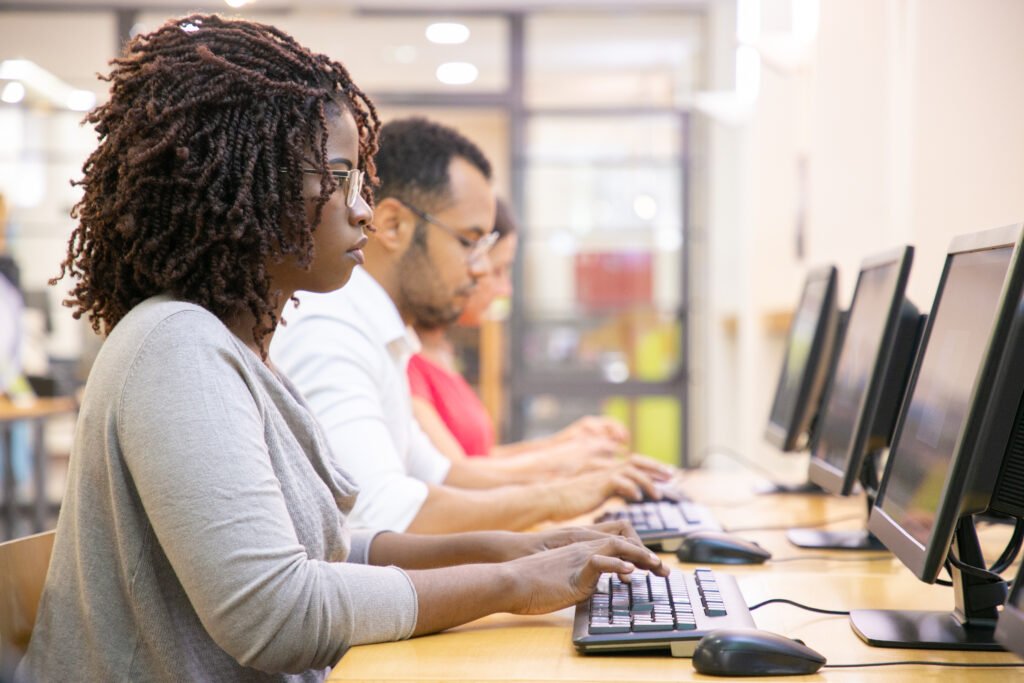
[692,628,826,677]
[674,531,772,565]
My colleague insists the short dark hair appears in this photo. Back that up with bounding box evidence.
[493,197,518,240]
[52,14,380,354]
[374,117,491,210]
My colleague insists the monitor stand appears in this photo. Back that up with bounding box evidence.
[850,519,1008,650]
[755,480,827,495]
[787,450,886,550]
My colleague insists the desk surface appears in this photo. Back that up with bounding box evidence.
[328,467,1023,682]
[0,397,76,422]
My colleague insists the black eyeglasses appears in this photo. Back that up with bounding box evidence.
[297,168,364,208]
[398,199,499,264]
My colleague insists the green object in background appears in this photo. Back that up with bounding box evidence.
[604,396,680,467]
[601,315,682,467]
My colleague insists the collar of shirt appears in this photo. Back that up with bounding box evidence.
[344,267,421,367]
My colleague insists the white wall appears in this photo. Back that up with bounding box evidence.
[703,0,1024,467]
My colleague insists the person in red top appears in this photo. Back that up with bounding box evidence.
[409,200,668,481]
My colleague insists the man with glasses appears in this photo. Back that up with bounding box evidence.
[272,117,669,533]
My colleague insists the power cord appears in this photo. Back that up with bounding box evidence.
[748,599,1024,670]
[747,598,849,616]
[825,661,1024,669]
[698,444,790,485]
[724,513,861,534]
[769,554,891,563]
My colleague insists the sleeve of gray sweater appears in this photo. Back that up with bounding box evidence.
[116,307,418,673]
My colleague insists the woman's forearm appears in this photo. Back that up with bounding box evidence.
[368,530,524,569]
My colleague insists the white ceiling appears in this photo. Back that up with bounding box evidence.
[5,0,708,12]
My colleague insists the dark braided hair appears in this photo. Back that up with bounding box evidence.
[52,14,380,354]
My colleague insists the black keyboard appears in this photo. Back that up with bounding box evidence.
[572,568,755,657]
[597,501,722,551]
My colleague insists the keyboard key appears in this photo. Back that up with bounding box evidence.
[704,605,727,617]
[633,620,673,632]
[590,622,631,634]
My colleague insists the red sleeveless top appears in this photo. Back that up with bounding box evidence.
[407,353,494,457]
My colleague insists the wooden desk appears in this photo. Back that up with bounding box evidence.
[328,469,1023,682]
[0,397,77,538]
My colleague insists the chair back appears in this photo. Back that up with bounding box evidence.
[0,530,55,674]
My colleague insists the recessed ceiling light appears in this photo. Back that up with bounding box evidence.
[224,0,252,8]
[633,194,658,221]
[392,45,417,64]
[1,81,26,104]
[67,89,96,112]
[436,62,478,86]
[426,22,470,45]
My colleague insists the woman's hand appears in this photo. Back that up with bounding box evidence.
[557,415,630,446]
[498,520,645,562]
[501,536,670,615]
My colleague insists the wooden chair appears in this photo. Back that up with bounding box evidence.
[0,530,55,674]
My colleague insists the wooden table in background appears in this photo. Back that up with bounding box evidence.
[328,467,1023,682]
[0,397,77,538]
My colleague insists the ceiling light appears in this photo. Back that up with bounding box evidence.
[633,194,658,221]
[0,60,96,111]
[1,81,25,104]
[392,45,417,64]
[67,89,96,112]
[436,62,478,86]
[224,0,252,8]
[425,22,470,45]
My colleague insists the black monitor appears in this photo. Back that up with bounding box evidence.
[764,265,841,453]
[997,561,1024,657]
[788,246,922,550]
[852,223,1024,651]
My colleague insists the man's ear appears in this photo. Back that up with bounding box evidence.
[371,197,416,253]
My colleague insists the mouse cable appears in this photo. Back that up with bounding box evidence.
[724,513,862,534]
[825,661,1024,669]
[769,554,891,563]
[747,598,849,616]
[697,444,788,486]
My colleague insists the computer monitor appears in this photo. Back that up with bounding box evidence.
[852,223,1024,650]
[996,560,1024,658]
[765,265,841,453]
[788,246,922,550]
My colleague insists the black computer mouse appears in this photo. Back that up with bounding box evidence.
[692,628,826,677]
[674,531,771,565]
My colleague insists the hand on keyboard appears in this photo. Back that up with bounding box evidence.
[508,519,647,560]
[547,464,662,520]
[504,536,669,615]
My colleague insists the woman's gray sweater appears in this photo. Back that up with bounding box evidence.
[18,297,418,682]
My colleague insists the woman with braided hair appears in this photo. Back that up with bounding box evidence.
[17,15,664,682]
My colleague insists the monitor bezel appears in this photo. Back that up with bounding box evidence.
[807,245,914,496]
[868,223,1024,583]
[765,265,840,452]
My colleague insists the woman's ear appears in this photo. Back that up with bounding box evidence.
[369,197,416,253]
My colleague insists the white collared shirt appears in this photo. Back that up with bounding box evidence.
[271,266,452,531]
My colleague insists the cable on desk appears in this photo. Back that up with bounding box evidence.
[747,598,849,616]
[697,444,789,486]
[724,513,862,534]
[825,661,1024,669]
[769,554,891,563]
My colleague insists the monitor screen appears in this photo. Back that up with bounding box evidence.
[813,260,902,477]
[766,267,838,451]
[878,246,1013,549]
